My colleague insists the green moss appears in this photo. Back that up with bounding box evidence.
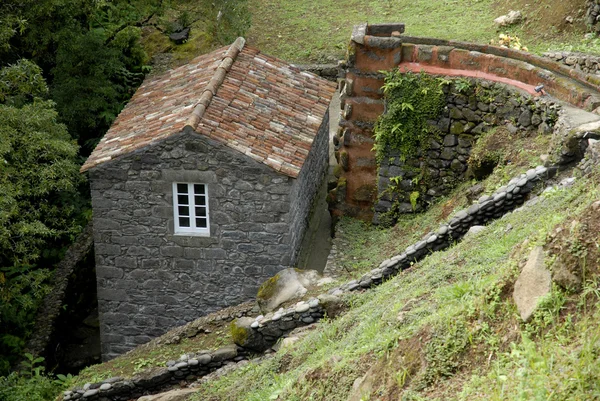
[257,274,281,301]
[373,71,446,163]
[230,321,249,345]
[333,164,343,178]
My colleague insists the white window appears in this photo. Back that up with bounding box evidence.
[172,183,210,236]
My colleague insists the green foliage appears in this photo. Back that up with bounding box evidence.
[420,320,470,386]
[373,71,445,163]
[0,60,48,107]
[211,0,252,44]
[0,371,64,401]
[51,26,147,151]
[0,355,68,401]
[0,63,85,373]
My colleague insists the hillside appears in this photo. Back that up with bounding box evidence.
[152,0,590,67]
[4,0,600,400]
[58,100,600,400]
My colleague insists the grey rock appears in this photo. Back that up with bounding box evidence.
[513,246,552,322]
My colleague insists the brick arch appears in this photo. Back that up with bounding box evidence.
[333,23,600,220]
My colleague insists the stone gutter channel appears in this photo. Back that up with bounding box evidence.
[60,114,600,401]
[59,129,600,401]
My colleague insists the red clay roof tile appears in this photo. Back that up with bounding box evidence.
[81,38,337,177]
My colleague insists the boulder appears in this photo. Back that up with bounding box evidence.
[513,246,552,322]
[256,268,321,313]
[137,388,197,401]
[494,10,523,27]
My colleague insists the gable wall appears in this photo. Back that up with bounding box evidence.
[89,130,297,360]
[288,111,331,264]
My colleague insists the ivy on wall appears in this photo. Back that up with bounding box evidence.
[373,70,446,162]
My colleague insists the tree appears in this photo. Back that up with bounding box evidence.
[0,61,84,374]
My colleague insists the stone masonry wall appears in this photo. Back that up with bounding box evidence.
[374,80,561,224]
[544,51,600,76]
[587,0,600,35]
[287,113,330,264]
[329,23,600,221]
[89,128,310,360]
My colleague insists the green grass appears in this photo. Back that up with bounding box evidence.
[245,0,592,63]
[246,0,497,62]
[188,160,600,400]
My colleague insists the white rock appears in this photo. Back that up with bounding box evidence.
[494,10,523,27]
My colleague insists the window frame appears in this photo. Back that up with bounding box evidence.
[172,182,210,236]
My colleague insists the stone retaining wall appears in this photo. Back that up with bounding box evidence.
[373,79,560,224]
[331,23,600,220]
[587,0,600,35]
[61,345,248,401]
[24,223,95,364]
[544,51,600,76]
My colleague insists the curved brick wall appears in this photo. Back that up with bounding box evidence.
[331,23,600,220]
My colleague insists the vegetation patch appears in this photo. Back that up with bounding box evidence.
[373,71,446,163]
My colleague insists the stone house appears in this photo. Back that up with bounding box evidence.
[81,37,336,360]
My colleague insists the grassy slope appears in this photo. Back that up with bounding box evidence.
[68,0,600,397]
[245,0,589,63]
[188,164,600,401]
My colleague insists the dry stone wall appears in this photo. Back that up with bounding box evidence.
[544,51,600,76]
[374,80,561,224]
[587,0,600,35]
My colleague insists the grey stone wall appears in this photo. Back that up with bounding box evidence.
[89,127,323,360]
[287,112,330,264]
[544,51,600,75]
[374,79,561,225]
[587,0,600,35]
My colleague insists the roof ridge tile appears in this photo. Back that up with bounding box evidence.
[185,37,245,129]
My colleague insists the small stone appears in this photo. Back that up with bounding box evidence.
[250,321,259,328]
[437,225,449,235]
[467,204,479,215]
[197,354,212,365]
[295,303,310,313]
[82,390,99,398]
[493,192,507,202]
[443,134,458,146]
[465,225,486,237]
[271,314,281,321]
[308,299,319,308]
[99,383,111,391]
[426,234,437,244]
[188,359,199,366]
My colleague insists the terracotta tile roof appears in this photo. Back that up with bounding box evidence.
[81,38,337,177]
